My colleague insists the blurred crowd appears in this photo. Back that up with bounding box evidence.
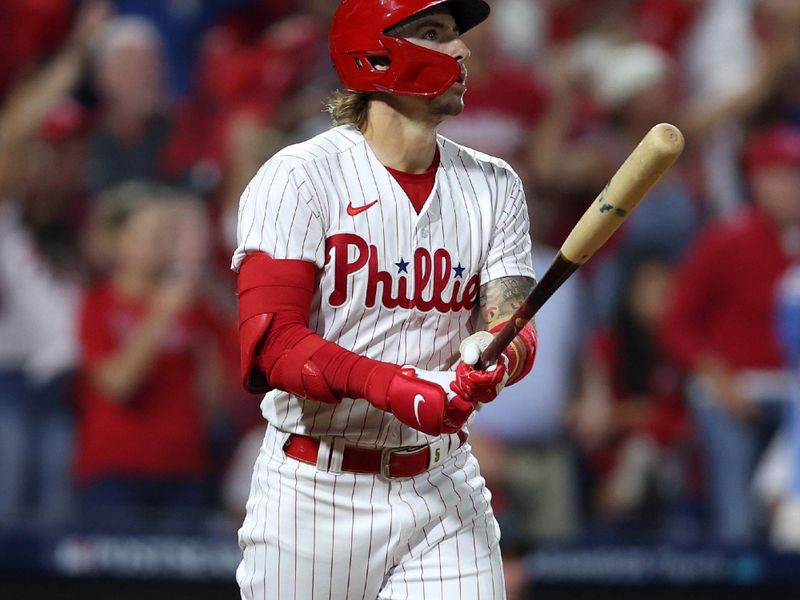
[1,0,800,570]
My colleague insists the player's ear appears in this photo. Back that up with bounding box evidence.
[366,56,391,72]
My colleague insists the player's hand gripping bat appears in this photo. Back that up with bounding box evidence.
[475,123,685,371]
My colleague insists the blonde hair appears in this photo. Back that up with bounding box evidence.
[90,180,180,260]
[326,89,371,130]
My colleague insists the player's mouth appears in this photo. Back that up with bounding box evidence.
[456,69,467,85]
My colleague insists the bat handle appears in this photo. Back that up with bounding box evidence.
[472,254,581,371]
[475,320,520,370]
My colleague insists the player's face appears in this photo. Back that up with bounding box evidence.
[400,12,471,117]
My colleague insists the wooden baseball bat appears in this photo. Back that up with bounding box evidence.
[476,123,685,370]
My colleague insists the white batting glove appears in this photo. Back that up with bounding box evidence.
[407,367,458,401]
[458,331,494,366]
[409,367,479,430]
[459,331,510,372]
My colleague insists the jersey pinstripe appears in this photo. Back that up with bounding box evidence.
[232,124,535,448]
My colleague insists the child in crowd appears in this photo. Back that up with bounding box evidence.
[75,181,227,524]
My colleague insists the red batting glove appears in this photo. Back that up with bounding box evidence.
[450,359,509,404]
[452,331,510,404]
[363,366,474,436]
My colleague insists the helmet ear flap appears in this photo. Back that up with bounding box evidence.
[329,0,486,97]
[374,35,460,97]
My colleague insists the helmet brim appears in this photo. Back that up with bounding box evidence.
[384,0,490,36]
[446,0,491,35]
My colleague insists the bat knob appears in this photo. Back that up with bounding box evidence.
[652,123,685,157]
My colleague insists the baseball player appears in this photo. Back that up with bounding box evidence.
[233,1,538,598]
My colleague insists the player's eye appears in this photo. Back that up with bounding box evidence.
[422,28,439,41]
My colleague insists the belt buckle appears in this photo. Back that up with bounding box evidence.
[380,445,425,480]
[380,447,396,480]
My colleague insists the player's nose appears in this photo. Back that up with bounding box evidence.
[450,37,471,63]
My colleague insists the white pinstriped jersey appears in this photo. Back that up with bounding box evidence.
[232,124,534,449]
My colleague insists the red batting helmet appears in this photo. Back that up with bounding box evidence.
[329,0,490,97]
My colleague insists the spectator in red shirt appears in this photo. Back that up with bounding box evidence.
[76,181,227,522]
[661,124,800,543]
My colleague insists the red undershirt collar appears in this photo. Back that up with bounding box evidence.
[385,148,441,214]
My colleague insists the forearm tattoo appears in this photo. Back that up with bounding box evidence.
[478,276,535,329]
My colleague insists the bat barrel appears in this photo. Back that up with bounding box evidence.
[476,123,685,371]
[560,123,684,265]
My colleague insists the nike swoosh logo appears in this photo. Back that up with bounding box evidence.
[413,394,426,426]
[346,199,379,216]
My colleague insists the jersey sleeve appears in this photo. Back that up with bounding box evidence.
[479,174,536,284]
[231,158,327,271]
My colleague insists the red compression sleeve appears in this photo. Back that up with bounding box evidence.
[261,310,397,399]
[238,253,398,401]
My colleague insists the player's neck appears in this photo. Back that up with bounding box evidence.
[362,100,439,174]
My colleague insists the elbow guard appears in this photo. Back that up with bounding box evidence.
[239,311,273,393]
[236,253,337,403]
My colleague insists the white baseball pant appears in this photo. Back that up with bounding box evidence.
[236,423,506,599]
